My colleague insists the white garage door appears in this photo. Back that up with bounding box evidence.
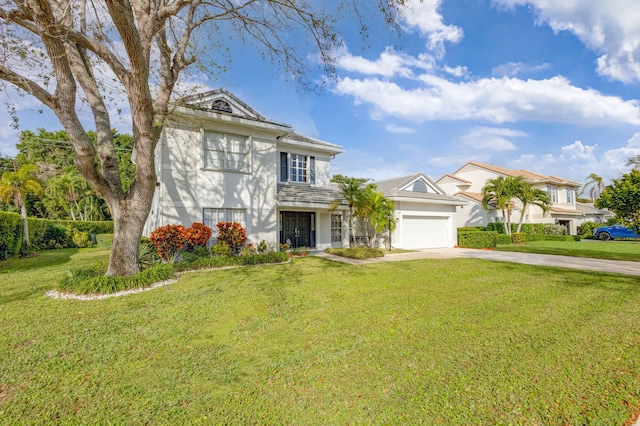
[401,216,449,249]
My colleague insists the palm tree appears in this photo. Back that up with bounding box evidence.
[481,176,524,236]
[357,186,395,248]
[0,164,44,251]
[515,183,551,233]
[46,171,90,221]
[580,173,605,201]
[331,175,368,247]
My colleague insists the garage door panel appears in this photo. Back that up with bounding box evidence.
[402,216,449,249]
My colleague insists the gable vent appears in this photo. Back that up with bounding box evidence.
[211,99,232,113]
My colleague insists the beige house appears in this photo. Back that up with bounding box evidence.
[437,161,582,234]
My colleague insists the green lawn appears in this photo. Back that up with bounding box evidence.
[497,239,640,261]
[2,249,640,424]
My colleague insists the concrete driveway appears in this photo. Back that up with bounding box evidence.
[315,248,640,277]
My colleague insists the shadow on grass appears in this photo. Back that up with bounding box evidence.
[0,248,81,274]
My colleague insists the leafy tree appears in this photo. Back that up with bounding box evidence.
[515,183,551,233]
[354,184,395,248]
[580,173,605,201]
[482,176,526,236]
[595,169,640,228]
[45,171,91,221]
[331,175,369,247]
[0,164,44,251]
[0,1,408,276]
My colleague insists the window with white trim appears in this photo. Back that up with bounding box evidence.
[280,152,315,184]
[331,214,342,242]
[546,186,558,203]
[566,188,574,204]
[203,130,249,172]
[203,208,247,238]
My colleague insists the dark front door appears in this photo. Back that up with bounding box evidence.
[281,212,315,248]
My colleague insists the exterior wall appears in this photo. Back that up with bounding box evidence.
[456,200,492,228]
[144,122,279,247]
[277,143,333,186]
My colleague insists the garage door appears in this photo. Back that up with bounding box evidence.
[401,216,449,249]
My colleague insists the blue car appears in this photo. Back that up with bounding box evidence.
[593,224,639,240]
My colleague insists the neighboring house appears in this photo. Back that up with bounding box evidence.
[575,203,615,226]
[143,89,349,250]
[436,161,582,234]
[371,173,465,249]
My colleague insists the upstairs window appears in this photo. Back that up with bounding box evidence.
[280,152,315,184]
[203,130,249,172]
[546,186,558,203]
[566,188,574,204]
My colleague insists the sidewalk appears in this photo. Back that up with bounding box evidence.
[314,248,640,277]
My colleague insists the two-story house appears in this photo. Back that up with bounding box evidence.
[143,89,349,250]
[436,161,582,234]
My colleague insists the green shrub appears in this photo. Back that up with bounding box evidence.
[325,247,385,259]
[0,211,23,259]
[486,222,506,234]
[280,243,290,252]
[41,224,71,249]
[542,224,567,235]
[524,234,578,242]
[578,221,598,238]
[257,240,269,253]
[496,234,511,245]
[211,241,231,257]
[457,226,486,232]
[458,231,497,249]
[58,263,175,295]
[71,230,91,248]
[517,223,545,234]
[192,244,211,258]
[511,232,527,244]
[175,251,288,271]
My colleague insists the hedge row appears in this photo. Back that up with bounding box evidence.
[0,211,114,259]
[457,230,579,248]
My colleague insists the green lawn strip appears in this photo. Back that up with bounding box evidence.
[497,240,640,262]
[1,255,639,424]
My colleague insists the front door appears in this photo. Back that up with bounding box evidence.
[281,212,315,248]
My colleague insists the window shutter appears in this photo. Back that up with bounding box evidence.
[310,156,316,184]
[280,152,288,182]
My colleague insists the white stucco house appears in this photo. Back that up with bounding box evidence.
[143,89,350,250]
[372,173,465,249]
[436,161,583,235]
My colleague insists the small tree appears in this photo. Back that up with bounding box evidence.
[331,175,369,247]
[481,176,525,237]
[595,169,640,229]
[354,184,395,248]
[0,164,44,251]
[515,183,551,233]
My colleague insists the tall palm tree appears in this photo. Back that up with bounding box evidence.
[515,183,551,233]
[331,175,368,247]
[580,173,605,201]
[481,176,524,236]
[0,164,44,251]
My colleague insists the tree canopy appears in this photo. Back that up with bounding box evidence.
[0,1,410,275]
[595,169,640,228]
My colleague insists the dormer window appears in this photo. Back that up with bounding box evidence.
[411,180,429,193]
[211,99,232,113]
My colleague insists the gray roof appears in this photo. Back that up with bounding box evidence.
[576,202,614,217]
[374,173,465,205]
[277,183,344,206]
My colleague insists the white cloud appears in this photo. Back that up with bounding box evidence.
[460,127,524,151]
[493,0,640,82]
[443,65,469,78]
[491,62,551,77]
[334,75,640,125]
[399,0,463,56]
[335,46,435,78]
[386,124,416,134]
[559,140,598,161]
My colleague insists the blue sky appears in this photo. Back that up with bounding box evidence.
[2,0,640,187]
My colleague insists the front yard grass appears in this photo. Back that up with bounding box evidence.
[1,250,640,424]
[497,239,640,261]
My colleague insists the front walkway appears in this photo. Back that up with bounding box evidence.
[314,248,640,277]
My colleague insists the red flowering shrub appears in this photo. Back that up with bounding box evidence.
[150,224,187,261]
[216,222,247,255]
[183,222,212,249]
